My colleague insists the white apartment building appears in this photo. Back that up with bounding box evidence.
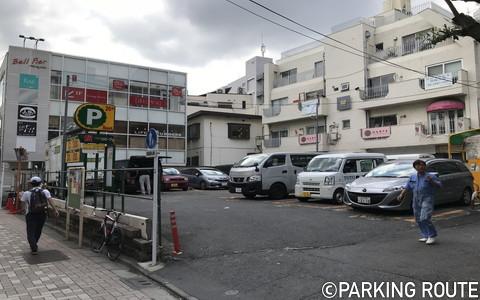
[261,0,476,158]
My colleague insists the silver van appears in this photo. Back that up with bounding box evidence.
[228,152,317,199]
[295,153,386,203]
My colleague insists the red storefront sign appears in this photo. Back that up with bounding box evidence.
[150,97,167,109]
[361,127,391,139]
[63,87,85,101]
[298,134,318,145]
[112,79,127,90]
[171,86,183,97]
[86,89,107,104]
[129,94,149,107]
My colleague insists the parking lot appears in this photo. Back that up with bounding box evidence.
[115,189,480,300]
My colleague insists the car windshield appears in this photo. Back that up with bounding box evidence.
[366,161,415,178]
[163,168,180,175]
[235,154,269,167]
[201,169,224,176]
[306,157,343,172]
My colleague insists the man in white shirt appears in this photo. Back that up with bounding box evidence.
[21,176,59,254]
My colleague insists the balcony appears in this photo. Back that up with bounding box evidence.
[263,137,281,148]
[263,100,328,125]
[358,70,468,110]
[262,134,328,152]
[371,38,454,63]
[273,69,321,88]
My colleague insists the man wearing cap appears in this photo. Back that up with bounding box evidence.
[21,176,59,254]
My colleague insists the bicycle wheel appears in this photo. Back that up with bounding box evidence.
[107,227,122,261]
[91,228,105,253]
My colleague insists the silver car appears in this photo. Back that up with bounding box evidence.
[344,159,474,211]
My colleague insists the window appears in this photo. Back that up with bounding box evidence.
[264,155,286,167]
[169,138,185,150]
[218,102,232,109]
[306,90,323,100]
[129,122,148,135]
[48,116,60,130]
[113,135,127,147]
[188,123,200,140]
[51,70,62,85]
[369,115,397,128]
[306,125,326,134]
[359,160,375,172]
[271,97,288,115]
[428,109,463,135]
[281,69,297,84]
[109,92,128,106]
[130,81,148,95]
[314,61,324,77]
[342,120,351,129]
[427,60,462,81]
[291,154,316,168]
[114,121,127,134]
[343,160,358,173]
[129,136,146,148]
[402,29,432,55]
[271,129,288,139]
[168,125,185,138]
[367,74,394,98]
[228,123,250,140]
[375,43,384,51]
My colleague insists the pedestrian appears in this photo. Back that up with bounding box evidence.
[20,176,59,254]
[397,160,442,245]
[138,167,152,195]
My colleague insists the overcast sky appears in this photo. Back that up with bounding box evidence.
[0,0,478,95]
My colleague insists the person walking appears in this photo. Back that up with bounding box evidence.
[397,160,442,245]
[138,167,152,195]
[21,176,59,254]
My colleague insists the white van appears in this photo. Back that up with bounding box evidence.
[228,152,318,200]
[295,153,386,204]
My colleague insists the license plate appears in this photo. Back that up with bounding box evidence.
[357,196,370,204]
[235,188,242,193]
[221,182,227,186]
[171,183,178,187]
[302,191,311,197]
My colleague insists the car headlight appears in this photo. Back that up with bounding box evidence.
[324,176,335,186]
[383,185,404,192]
[247,175,261,182]
[345,183,351,190]
[296,177,300,184]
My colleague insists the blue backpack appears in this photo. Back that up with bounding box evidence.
[29,188,48,214]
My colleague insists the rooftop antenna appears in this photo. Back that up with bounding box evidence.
[260,33,266,57]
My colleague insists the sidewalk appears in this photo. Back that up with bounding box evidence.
[0,209,179,300]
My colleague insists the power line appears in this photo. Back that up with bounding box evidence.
[226,0,480,89]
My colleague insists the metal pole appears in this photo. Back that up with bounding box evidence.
[157,158,162,247]
[0,163,5,206]
[151,139,159,265]
[316,93,319,152]
[60,75,70,199]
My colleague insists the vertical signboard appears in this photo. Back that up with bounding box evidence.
[67,167,84,209]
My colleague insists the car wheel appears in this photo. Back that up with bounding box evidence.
[297,197,310,202]
[242,192,256,199]
[460,188,472,206]
[332,189,344,205]
[200,181,207,190]
[269,183,287,200]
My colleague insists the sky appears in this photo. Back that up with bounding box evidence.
[0,0,478,95]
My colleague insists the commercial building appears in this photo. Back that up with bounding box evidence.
[0,46,187,187]
[259,0,477,157]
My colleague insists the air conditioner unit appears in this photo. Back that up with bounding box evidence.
[340,82,350,92]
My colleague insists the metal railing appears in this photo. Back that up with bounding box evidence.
[372,38,454,62]
[263,105,282,117]
[263,137,281,148]
[359,84,389,100]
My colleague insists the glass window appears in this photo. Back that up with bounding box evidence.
[168,72,186,86]
[129,94,148,108]
[129,67,148,81]
[86,74,108,90]
[64,57,86,73]
[168,138,185,150]
[369,115,397,128]
[359,160,375,172]
[50,85,61,100]
[130,81,148,95]
[445,61,462,75]
[129,122,148,135]
[228,123,250,140]
[51,55,63,70]
[109,92,127,106]
[87,61,108,76]
[114,121,127,134]
[314,61,324,77]
[129,136,146,148]
[427,65,443,76]
[109,64,129,78]
[114,135,127,147]
[150,123,167,136]
[48,116,60,130]
[306,125,325,134]
[150,83,167,97]
[64,72,85,88]
[290,154,316,168]
[168,125,185,138]
[264,155,286,167]
[110,78,128,91]
[51,70,62,85]
[343,159,358,173]
[48,131,59,140]
[188,123,200,140]
[342,120,350,129]
[306,90,323,100]
[150,70,168,84]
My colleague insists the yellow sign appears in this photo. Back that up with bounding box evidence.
[81,143,106,153]
[74,104,115,132]
[66,150,81,163]
[66,138,81,151]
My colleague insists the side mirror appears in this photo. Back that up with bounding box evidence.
[254,162,260,172]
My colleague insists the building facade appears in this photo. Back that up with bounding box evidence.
[260,1,477,157]
[0,46,187,171]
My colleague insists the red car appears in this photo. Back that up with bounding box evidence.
[162,168,189,191]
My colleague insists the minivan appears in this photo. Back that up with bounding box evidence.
[295,153,386,204]
[228,152,317,199]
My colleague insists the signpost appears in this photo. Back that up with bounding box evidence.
[146,128,159,266]
[66,167,85,246]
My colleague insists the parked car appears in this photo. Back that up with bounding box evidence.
[386,153,435,160]
[181,167,229,189]
[295,153,386,204]
[229,152,318,199]
[344,158,474,211]
[162,168,189,191]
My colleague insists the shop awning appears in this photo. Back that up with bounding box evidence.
[427,100,464,112]
[449,129,480,145]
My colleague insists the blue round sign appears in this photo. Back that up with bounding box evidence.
[146,128,158,149]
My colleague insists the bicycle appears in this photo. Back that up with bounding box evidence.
[91,208,123,261]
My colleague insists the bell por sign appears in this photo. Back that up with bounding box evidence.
[74,103,115,132]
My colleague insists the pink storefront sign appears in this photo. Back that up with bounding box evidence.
[361,127,391,139]
[298,134,318,145]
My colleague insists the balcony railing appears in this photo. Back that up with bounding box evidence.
[263,106,282,117]
[372,38,454,62]
[359,85,389,100]
[263,137,281,148]
[273,69,321,88]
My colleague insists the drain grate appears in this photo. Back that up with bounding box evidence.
[23,250,70,265]
[121,277,155,290]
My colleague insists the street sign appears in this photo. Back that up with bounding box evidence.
[146,128,158,149]
[78,133,114,145]
[74,103,115,132]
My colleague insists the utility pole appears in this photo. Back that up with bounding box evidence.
[60,75,70,198]
[315,92,320,152]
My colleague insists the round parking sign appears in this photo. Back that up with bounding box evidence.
[146,128,158,149]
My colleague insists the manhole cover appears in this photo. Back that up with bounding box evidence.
[23,250,70,265]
